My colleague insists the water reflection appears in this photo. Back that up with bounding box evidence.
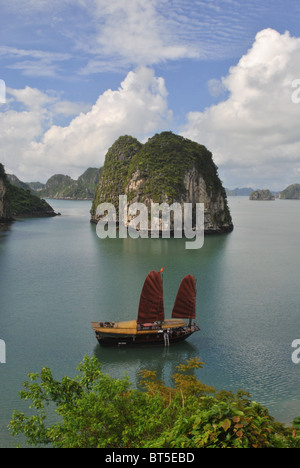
[94,340,200,388]
[90,222,230,261]
[0,222,12,235]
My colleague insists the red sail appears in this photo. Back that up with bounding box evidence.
[172,275,196,319]
[137,271,165,324]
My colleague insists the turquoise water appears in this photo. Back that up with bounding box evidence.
[0,197,299,447]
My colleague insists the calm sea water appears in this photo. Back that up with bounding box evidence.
[0,197,299,447]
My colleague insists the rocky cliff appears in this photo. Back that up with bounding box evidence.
[0,163,58,220]
[279,184,300,199]
[0,164,12,222]
[91,132,233,234]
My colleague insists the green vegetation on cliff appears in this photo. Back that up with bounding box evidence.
[93,132,224,209]
[1,164,57,220]
[7,168,101,200]
[92,135,142,212]
[128,132,223,203]
[39,168,101,199]
[5,183,57,218]
[40,174,74,198]
[0,163,6,180]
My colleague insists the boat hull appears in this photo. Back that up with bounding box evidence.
[91,320,200,348]
[95,330,195,347]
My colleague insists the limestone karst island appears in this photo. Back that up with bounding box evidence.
[91,132,234,235]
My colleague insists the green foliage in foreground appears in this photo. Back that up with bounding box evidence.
[9,356,300,448]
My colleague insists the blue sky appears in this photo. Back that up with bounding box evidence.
[1,0,300,190]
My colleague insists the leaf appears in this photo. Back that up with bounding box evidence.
[293,417,300,430]
[221,419,231,432]
[232,416,240,423]
[235,423,244,430]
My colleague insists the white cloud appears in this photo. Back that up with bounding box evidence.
[0,108,44,178]
[181,29,300,190]
[0,46,70,62]
[8,86,55,112]
[78,0,270,71]
[79,0,199,70]
[3,27,300,191]
[0,67,172,181]
[207,78,227,98]
[2,0,200,74]
[1,0,277,76]
[0,0,74,15]
[0,46,71,78]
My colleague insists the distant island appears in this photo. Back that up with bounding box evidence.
[0,164,58,222]
[37,168,101,199]
[226,187,254,196]
[91,132,234,234]
[279,184,300,199]
[249,189,275,201]
[7,168,101,200]
[5,149,300,228]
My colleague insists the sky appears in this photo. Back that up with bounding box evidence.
[1,0,300,190]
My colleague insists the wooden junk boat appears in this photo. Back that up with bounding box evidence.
[91,270,200,347]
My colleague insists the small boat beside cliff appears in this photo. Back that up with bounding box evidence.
[91,270,200,347]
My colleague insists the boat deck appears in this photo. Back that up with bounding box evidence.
[91,318,187,335]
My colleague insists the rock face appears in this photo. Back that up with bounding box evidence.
[7,174,32,192]
[0,163,58,220]
[279,184,300,199]
[249,189,275,201]
[91,132,233,234]
[0,164,12,222]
